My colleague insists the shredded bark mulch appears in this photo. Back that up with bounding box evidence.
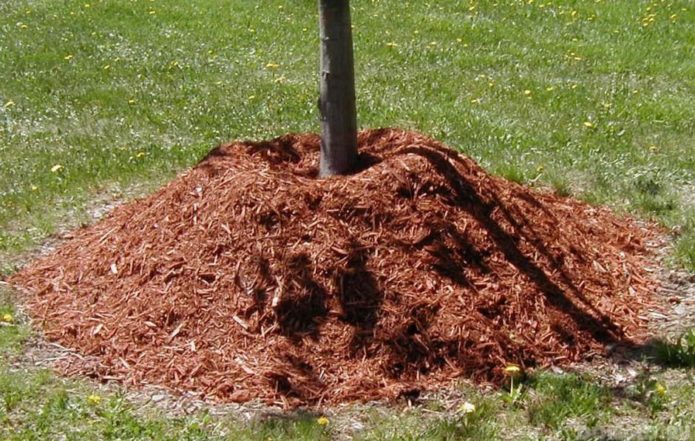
[7,128,661,407]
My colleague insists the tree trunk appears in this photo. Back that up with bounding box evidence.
[318,0,358,177]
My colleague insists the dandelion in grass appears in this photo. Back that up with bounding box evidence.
[265,63,280,69]
[64,54,74,61]
[317,416,329,426]
[654,383,666,396]
[51,164,63,173]
[3,100,15,108]
[458,401,476,414]
[87,394,102,405]
[458,401,476,427]
[1,313,13,323]
[503,364,524,405]
[503,364,522,377]
[583,121,595,129]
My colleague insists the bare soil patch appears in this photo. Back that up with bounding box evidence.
[7,129,662,407]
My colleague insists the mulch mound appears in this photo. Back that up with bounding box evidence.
[8,129,661,407]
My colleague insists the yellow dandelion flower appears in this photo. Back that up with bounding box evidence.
[655,383,666,396]
[317,416,329,426]
[265,63,280,69]
[524,90,532,96]
[458,401,476,414]
[51,164,63,173]
[87,394,102,405]
[1,313,13,323]
[386,42,398,48]
[3,100,15,108]
[503,365,522,376]
[64,54,74,61]
[583,121,595,129]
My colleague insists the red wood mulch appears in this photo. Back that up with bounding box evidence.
[7,128,661,407]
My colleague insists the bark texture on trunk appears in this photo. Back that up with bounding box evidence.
[318,0,358,177]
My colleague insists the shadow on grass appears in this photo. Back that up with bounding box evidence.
[605,328,695,369]
[238,411,331,441]
[645,329,695,369]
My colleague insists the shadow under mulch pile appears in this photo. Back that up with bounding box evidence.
[8,129,661,406]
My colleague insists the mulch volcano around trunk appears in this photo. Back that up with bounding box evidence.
[8,129,661,407]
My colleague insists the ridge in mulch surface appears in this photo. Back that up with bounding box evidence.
[8,129,662,407]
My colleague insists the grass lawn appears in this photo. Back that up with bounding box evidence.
[1,0,694,439]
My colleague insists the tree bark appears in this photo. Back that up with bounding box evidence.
[318,0,358,177]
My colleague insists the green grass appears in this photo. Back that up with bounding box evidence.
[0,291,30,353]
[526,373,612,430]
[652,329,695,368]
[1,0,694,439]
[0,0,693,268]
